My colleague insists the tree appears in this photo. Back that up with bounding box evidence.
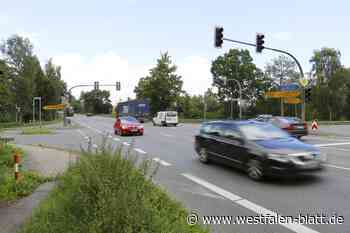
[310,47,341,84]
[134,52,183,115]
[211,49,273,117]
[81,90,113,114]
[265,55,299,85]
[0,59,14,121]
[0,35,67,122]
[1,35,41,121]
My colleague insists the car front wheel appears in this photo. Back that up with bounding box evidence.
[247,159,264,181]
[198,148,210,164]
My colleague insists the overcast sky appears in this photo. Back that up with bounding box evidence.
[1,0,350,103]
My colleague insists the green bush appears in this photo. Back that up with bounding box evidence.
[0,170,47,201]
[20,146,209,233]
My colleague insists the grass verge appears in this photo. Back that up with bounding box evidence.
[22,127,52,135]
[0,119,62,130]
[0,143,47,203]
[19,144,209,233]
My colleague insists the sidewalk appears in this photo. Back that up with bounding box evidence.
[0,145,77,233]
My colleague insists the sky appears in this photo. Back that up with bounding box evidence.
[1,0,350,103]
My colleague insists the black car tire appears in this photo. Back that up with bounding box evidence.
[198,148,210,164]
[247,159,264,181]
[114,130,118,135]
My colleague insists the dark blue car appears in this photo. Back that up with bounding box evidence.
[194,120,326,181]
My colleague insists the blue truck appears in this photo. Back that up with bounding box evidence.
[115,99,150,123]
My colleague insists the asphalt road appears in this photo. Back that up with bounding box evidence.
[5,115,350,233]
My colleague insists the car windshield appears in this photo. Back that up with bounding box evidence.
[120,117,138,123]
[239,123,290,140]
[166,112,177,117]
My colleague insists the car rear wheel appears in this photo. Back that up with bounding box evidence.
[198,148,210,164]
[247,159,264,181]
[114,130,118,135]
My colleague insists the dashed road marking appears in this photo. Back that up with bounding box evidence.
[152,158,171,166]
[123,142,130,146]
[134,148,147,154]
[160,133,173,137]
[182,173,320,233]
[315,142,350,147]
[325,164,350,171]
[113,138,120,141]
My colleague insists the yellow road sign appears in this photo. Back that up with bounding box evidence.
[43,104,66,110]
[284,97,301,104]
[265,91,300,98]
[299,78,309,87]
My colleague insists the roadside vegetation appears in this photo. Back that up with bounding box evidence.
[0,143,47,203]
[20,144,209,233]
[0,119,62,130]
[21,127,52,135]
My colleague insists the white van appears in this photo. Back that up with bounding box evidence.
[153,111,178,126]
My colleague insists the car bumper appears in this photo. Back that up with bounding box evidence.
[121,129,144,135]
[264,159,324,176]
[286,129,308,137]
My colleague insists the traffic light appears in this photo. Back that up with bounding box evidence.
[256,33,265,53]
[305,88,312,103]
[94,81,99,90]
[116,81,121,91]
[214,27,224,48]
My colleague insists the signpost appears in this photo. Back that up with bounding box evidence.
[43,104,66,110]
[284,97,301,104]
[265,91,300,98]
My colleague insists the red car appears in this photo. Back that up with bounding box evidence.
[114,116,144,136]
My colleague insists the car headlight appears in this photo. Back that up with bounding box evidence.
[268,153,291,162]
[121,125,127,129]
[138,125,144,129]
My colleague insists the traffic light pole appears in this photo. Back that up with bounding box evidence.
[222,38,306,121]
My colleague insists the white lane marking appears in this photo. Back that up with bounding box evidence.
[182,173,242,202]
[123,142,130,146]
[92,144,98,149]
[325,164,350,171]
[108,135,112,138]
[113,138,120,141]
[160,133,173,137]
[182,173,320,233]
[314,142,350,147]
[152,158,171,166]
[134,148,147,154]
[236,199,319,233]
